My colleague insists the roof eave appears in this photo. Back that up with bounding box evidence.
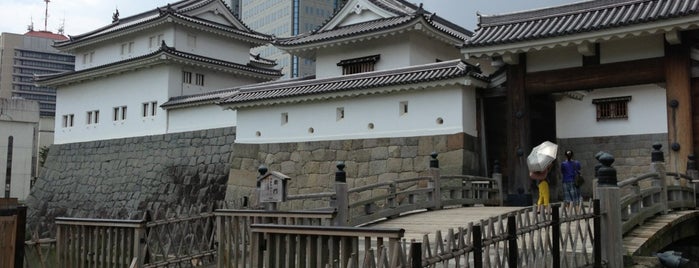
[219,76,478,110]
[462,16,699,59]
[54,14,270,52]
[38,51,280,87]
[278,19,467,58]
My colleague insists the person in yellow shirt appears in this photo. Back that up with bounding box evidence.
[530,164,552,214]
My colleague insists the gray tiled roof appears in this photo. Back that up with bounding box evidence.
[465,0,699,47]
[55,0,270,48]
[219,59,486,105]
[276,0,471,47]
[161,88,238,108]
[37,43,282,84]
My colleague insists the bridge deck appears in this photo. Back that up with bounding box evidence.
[622,210,699,255]
[367,205,522,241]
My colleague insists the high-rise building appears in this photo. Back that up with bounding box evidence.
[224,0,242,18]
[0,31,75,117]
[242,0,346,78]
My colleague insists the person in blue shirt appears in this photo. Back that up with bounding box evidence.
[560,150,582,206]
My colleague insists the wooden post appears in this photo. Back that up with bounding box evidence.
[665,42,693,178]
[593,199,602,268]
[410,242,421,268]
[551,204,561,268]
[14,206,25,268]
[596,154,623,268]
[493,160,504,206]
[651,144,668,214]
[131,220,146,268]
[687,155,699,208]
[334,162,348,226]
[429,152,442,210]
[472,225,483,268]
[507,215,518,267]
[505,54,531,195]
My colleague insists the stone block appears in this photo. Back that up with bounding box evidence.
[387,158,403,173]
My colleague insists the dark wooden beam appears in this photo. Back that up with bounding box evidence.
[525,57,665,94]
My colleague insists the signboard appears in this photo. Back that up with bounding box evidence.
[259,176,284,203]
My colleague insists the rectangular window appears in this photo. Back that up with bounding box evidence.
[82,52,94,64]
[142,101,157,117]
[113,106,127,121]
[195,73,205,86]
[281,112,288,125]
[149,34,164,48]
[336,107,344,121]
[593,96,631,121]
[400,101,408,116]
[86,110,99,124]
[121,41,134,55]
[62,114,74,128]
[183,71,192,84]
[337,55,380,75]
[151,101,157,116]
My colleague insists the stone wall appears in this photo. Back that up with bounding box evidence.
[226,133,480,210]
[25,127,235,237]
[557,133,668,199]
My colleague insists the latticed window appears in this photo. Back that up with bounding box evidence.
[592,96,631,121]
[337,55,380,75]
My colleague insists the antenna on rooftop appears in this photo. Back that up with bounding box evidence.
[27,16,35,32]
[58,17,65,35]
[43,0,51,32]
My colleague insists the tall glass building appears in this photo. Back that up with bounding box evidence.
[0,31,75,116]
[242,0,345,78]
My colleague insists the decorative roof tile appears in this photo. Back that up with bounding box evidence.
[465,0,699,47]
[219,59,486,106]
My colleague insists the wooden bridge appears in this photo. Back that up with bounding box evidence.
[12,145,699,267]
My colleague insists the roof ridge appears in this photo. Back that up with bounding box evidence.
[478,0,649,27]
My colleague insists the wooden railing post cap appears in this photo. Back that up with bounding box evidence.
[651,143,664,163]
[335,162,346,183]
[687,154,697,171]
[597,153,617,186]
[430,152,439,168]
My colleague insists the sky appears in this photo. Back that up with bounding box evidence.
[0,0,583,36]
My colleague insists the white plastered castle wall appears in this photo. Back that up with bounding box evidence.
[315,33,462,78]
[555,84,667,139]
[54,66,171,144]
[235,85,477,144]
[167,105,236,133]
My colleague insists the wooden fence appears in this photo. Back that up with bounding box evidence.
[215,209,335,268]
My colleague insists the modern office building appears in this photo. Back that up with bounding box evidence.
[224,0,242,18]
[0,31,75,117]
[242,0,346,78]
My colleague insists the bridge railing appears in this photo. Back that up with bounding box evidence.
[281,153,503,226]
[416,201,599,268]
[616,144,698,234]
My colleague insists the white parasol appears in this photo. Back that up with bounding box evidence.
[527,141,558,172]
